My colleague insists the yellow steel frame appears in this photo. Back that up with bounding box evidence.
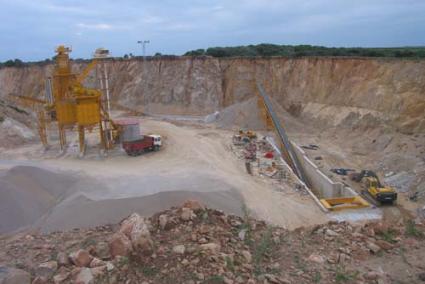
[41,45,118,155]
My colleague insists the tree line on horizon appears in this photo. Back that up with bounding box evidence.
[184,44,425,58]
[1,44,425,67]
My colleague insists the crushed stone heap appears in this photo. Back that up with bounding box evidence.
[0,200,424,284]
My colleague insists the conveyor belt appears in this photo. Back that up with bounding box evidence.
[256,83,309,186]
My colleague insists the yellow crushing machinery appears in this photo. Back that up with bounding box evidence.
[13,45,120,155]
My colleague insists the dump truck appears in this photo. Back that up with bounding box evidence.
[122,135,162,156]
[350,170,397,204]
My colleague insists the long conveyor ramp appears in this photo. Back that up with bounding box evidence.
[256,83,369,211]
[256,83,309,185]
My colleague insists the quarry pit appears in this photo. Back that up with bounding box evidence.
[0,56,424,234]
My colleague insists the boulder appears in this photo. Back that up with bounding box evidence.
[182,200,205,211]
[375,240,394,250]
[159,214,168,230]
[238,229,247,241]
[74,268,94,284]
[0,266,31,284]
[89,258,105,268]
[90,266,106,278]
[172,245,186,255]
[94,242,111,260]
[417,272,425,281]
[366,241,381,254]
[36,261,58,278]
[181,208,196,221]
[109,232,133,257]
[308,253,325,264]
[363,271,381,280]
[56,252,70,267]
[325,229,339,237]
[52,270,70,284]
[53,271,69,284]
[200,243,221,254]
[371,222,390,235]
[119,213,147,237]
[31,276,48,284]
[105,262,115,272]
[69,250,93,267]
[241,250,252,263]
[130,217,153,255]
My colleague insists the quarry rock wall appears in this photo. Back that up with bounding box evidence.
[0,57,424,133]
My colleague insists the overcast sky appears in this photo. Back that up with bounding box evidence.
[1,0,424,61]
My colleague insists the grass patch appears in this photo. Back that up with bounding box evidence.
[294,254,306,272]
[253,228,273,275]
[241,203,251,230]
[203,275,224,284]
[405,220,424,238]
[335,267,359,283]
[81,237,97,249]
[240,203,254,246]
[380,229,397,243]
[313,271,322,283]
[225,256,235,272]
[141,266,159,277]
[116,256,129,267]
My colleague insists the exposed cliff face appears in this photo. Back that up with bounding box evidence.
[0,57,424,133]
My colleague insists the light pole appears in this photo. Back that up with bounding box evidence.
[137,40,150,59]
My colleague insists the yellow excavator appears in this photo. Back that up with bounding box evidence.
[238,129,257,139]
[351,170,397,204]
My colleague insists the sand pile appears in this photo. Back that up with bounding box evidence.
[212,97,307,132]
[211,97,268,130]
[0,166,76,233]
[0,117,35,148]
[212,97,265,130]
[0,164,245,234]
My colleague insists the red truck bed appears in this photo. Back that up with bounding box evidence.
[122,136,155,156]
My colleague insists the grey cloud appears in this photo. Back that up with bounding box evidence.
[0,0,424,61]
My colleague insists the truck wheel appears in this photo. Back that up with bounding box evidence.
[154,145,160,151]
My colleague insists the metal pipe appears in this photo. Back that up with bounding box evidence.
[103,63,113,141]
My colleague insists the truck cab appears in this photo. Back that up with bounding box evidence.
[148,134,162,150]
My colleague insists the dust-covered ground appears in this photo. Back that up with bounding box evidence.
[209,97,425,220]
[1,95,424,236]
[0,117,327,234]
[0,98,424,284]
